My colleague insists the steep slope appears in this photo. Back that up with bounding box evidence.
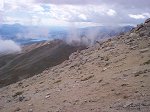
[0,19,150,112]
[0,40,86,87]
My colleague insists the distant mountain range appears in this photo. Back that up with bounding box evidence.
[0,24,133,45]
[0,24,68,45]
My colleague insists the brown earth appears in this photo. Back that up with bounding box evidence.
[0,39,86,88]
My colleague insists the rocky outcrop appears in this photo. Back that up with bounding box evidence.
[131,18,150,37]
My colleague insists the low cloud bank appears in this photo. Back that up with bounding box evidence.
[65,27,99,46]
[65,25,133,46]
[0,39,21,55]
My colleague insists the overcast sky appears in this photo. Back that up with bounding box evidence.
[0,0,150,27]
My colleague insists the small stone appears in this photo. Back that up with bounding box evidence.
[84,100,87,102]
[121,84,129,87]
[129,45,138,50]
[6,99,11,103]
[45,95,50,99]
[28,109,33,112]
[34,90,39,94]
[28,104,33,106]
[139,48,149,53]
[39,81,44,84]
[18,82,23,87]
[98,79,103,83]
[134,74,140,77]
[111,89,115,91]
[14,107,21,112]
[12,91,23,97]
[123,101,133,108]
[63,100,67,102]
[101,82,109,86]
[19,95,25,102]
[24,85,29,87]
[143,74,148,77]
[123,95,130,99]
[123,74,128,77]
[24,97,31,101]
[115,92,121,95]
[102,67,108,72]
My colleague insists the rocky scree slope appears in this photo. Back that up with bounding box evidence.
[0,19,150,112]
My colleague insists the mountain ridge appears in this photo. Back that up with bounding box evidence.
[0,39,86,87]
[0,19,150,112]
[0,24,133,45]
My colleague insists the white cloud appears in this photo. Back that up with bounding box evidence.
[0,0,4,10]
[31,5,44,12]
[129,14,145,19]
[78,14,87,20]
[143,13,150,17]
[1,0,150,26]
[0,39,21,55]
[107,9,116,16]
[39,4,115,23]
[129,13,150,19]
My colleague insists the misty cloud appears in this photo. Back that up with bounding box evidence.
[66,26,104,46]
[0,39,21,55]
[23,26,50,39]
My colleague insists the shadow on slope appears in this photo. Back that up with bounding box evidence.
[0,39,86,87]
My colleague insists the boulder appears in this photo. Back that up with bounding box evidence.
[145,18,150,23]
[135,24,144,31]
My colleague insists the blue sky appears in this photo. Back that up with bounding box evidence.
[0,0,150,27]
